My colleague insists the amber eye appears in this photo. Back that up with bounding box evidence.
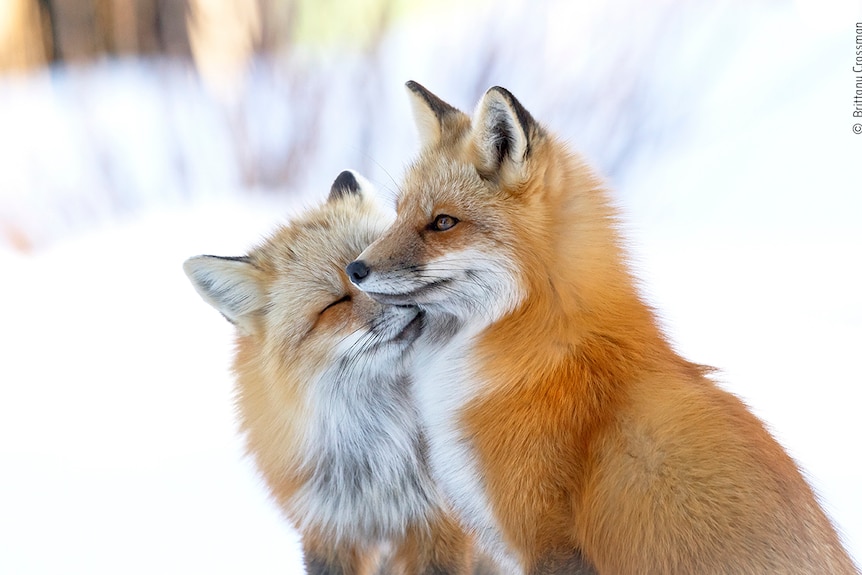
[430,214,459,232]
[320,295,351,315]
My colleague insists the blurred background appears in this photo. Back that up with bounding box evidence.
[1,0,860,572]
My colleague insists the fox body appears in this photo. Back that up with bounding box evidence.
[184,172,474,575]
[347,83,859,574]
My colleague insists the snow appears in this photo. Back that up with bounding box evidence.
[0,202,304,573]
[1,1,860,572]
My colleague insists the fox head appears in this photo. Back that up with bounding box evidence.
[184,170,422,394]
[347,82,625,335]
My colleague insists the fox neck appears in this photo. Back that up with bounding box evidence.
[448,153,685,565]
[237,334,440,542]
[476,147,678,410]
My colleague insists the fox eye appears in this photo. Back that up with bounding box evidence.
[430,214,459,232]
[320,295,351,315]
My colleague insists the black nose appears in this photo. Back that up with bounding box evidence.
[346,260,370,283]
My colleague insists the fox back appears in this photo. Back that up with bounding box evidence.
[184,171,474,575]
[348,83,859,574]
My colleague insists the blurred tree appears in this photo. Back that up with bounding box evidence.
[0,0,192,71]
[188,0,260,101]
[1,0,429,73]
[0,0,49,70]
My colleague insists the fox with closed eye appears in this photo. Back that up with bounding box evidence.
[183,171,478,575]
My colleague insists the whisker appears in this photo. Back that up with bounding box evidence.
[357,153,403,207]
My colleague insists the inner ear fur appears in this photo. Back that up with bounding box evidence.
[183,255,265,332]
[405,80,469,148]
[471,86,540,180]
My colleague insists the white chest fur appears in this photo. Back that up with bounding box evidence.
[292,366,440,545]
[412,327,524,574]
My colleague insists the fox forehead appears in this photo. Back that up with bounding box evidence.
[250,200,386,332]
[262,201,381,274]
[398,155,492,216]
[397,155,522,238]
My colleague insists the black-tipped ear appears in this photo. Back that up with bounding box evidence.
[327,169,377,204]
[328,170,361,202]
[405,80,465,147]
[472,86,539,177]
[183,255,265,332]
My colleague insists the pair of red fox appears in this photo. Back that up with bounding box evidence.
[185,82,858,574]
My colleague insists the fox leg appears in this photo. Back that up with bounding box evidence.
[530,549,598,575]
[302,539,380,575]
[391,514,475,575]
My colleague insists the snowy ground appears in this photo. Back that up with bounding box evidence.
[1,1,860,573]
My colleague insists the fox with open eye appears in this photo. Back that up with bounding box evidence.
[184,171,479,575]
[347,82,859,575]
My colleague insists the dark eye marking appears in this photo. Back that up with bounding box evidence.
[428,214,459,232]
[320,295,351,315]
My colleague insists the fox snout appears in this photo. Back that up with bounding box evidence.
[346,260,370,284]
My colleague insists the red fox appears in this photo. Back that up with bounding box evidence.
[346,82,860,574]
[183,171,476,574]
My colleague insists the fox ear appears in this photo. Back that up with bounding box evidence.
[327,169,376,202]
[405,80,464,147]
[328,169,362,201]
[183,255,265,332]
[471,86,539,180]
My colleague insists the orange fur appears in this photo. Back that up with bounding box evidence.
[185,173,480,574]
[350,83,859,574]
